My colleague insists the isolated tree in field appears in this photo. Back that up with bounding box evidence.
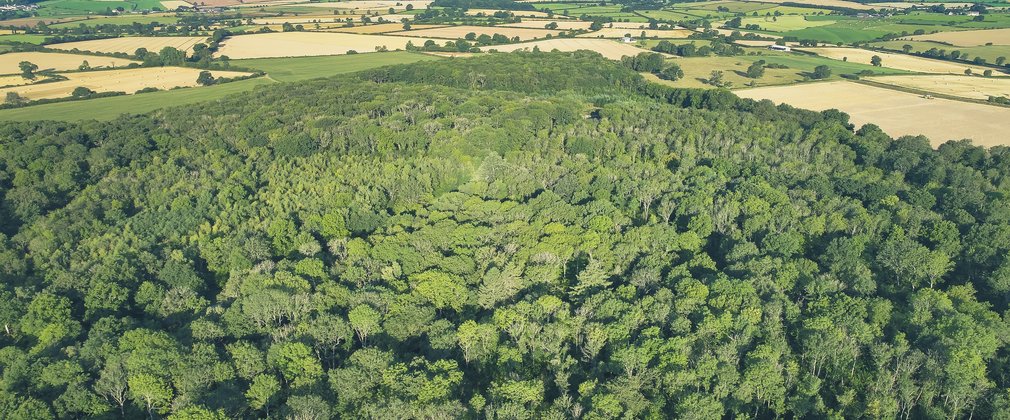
[902,44,913,53]
[984,69,993,76]
[657,63,683,81]
[19,61,37,79]
[708,70,725,86]
[726,16,741,28]
[965,68,973,75]
[71,86,95,98]
[545,22,558,30]
[196,71,215,86]
[282,22,295,32]
[405,3,413,10]
[402,22,411,30]
[746,60,765,78]
[158,47,186,66]
[4,91,25,105]
[79,60,90,71]
[812,65,831,79]
[870,55,882,66]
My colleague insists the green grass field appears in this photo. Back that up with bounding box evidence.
[0,77,273,122]
[37,0,168,15]
[870,40,1010,64]
[0,34,50,45]
[49,14,183,28]
[685,1,774,13]
[234,51,441,82]
[657,50,910,89]
[741,15,836,32]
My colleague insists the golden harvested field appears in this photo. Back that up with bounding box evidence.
[908,28,1010,47]
[324,23,444,34]
[607,22,655,29]
[391,25,563,41]
[160,0,192,9]
[0,67,249,101]
[0,75,40,88]
[0,17,77,28]
[216,32,435,59]
[741,0,875,10]
[578,28,695,38]
[48,36,208,54]
[465,9,553,17]
[736,81,1010,147]
[0,52,137,74]
[801,47,989,74]
[867,75,1010,100]
[372,14,415,21]
[482,38,652,60]
[298,0,433,10]
[499,20,593,30]
[251,16,361,24]
[868,2,976,8]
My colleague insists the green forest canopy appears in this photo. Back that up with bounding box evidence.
[2,51,1010,419]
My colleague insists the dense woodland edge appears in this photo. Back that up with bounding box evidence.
[1,51,1010,419]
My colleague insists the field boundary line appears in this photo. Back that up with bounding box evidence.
[851,78,1010,109]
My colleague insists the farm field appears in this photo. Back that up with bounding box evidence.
[34,0,166,15]
[801,47,991,74]
[605,22,657,29]
[870,40,1010,64]
[866,74,1010,100]
[577,28,695,38]
[0,34,50,45]
[160,0,192,9]
[391,25,564,40]
[658,56,806,89]
[736,80,1010,147]
[657,51,905,89]
[48,14,182,28]
[909,28,1010,47]
[216,32,435,59]
[297,0,433,10]
[0,52,137,74]
[481,38,651,60]
[465,9,553,17]
[324,23,443,34]
[714,27,782,38]
[740,15,836,32]
[683,1,777,13]
[251,16,363,25]
[868,2,977,8]
[235,51,440,81]
[0,75,43,88]
[738,0,875,10]
[0,66,250,100]
[0,76,271,121]
[499,20,594,30]
[47,36,209,54]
